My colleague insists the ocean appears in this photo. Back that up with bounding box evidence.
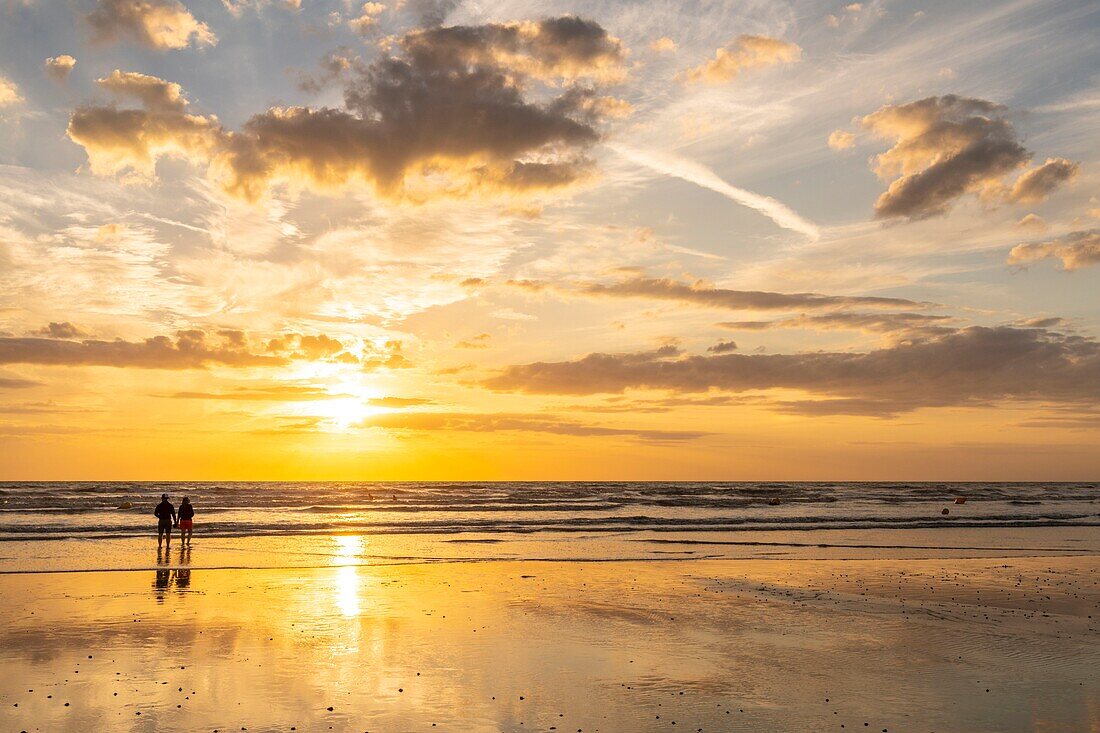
[2,481,1098,541]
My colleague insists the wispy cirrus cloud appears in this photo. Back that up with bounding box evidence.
[608,144,819,240]
[680,35,801,84]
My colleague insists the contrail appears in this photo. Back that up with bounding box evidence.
[609,143,820,241]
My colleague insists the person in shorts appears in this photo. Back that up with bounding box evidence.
[178,496,195,545]
[154,494,176,548]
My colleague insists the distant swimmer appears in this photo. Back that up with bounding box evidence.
[178,496,195,545]
[154,493,176,548]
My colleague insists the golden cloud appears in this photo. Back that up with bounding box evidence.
[1008,230,1100,271]
[856,95,1077,219]
[44,55,77,82]
[87,0,217,50]
[0,75,22,107]
[681,35,801,84]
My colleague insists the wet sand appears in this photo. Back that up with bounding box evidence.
[1,535,1099,732]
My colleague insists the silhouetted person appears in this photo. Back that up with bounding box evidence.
[154,493,176,548]
[178,496,195,545]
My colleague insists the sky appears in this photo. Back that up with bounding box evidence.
[0,0,1098,480]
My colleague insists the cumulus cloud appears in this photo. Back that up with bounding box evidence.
[483,325,1100,416]
[575,275,924,312]
[1015,213,1047,232]
[859,95,1032,219]
[348,2,385,34]
[681,35,801,84]
[69,17,627,203]
[67,71,222,177]
[706,340,738,354]
[361,339,412,371]
[97,69,188,111]
[31,322,89,339]
[852,97,1080,220]
[1008,230,1100,271]
[44,55,77,82]
[265,332,359,362]
[87,0,217,50]
[1008,157,1080,203]
[0,75,22,106]
[362,411,708,441]
[827,129,854,150]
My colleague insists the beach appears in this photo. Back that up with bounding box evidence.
[2,526,1099,732]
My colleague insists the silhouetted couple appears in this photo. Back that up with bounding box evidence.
[154,494,195,547]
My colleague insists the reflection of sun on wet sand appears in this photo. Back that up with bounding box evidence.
[1,536,1099,732]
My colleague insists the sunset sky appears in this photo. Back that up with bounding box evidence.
[0,0,1098,480]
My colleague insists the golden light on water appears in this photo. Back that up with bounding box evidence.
[333,535,365,618]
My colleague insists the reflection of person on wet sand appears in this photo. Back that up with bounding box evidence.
[154,493,176,548]
[175,544,192,589]
[154,546,171,594]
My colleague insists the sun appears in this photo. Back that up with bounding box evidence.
[311,396,384,430]
[278,367,393,431]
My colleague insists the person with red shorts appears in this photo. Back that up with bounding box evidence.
[178,496,195,545]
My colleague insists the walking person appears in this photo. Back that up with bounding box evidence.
[154,493,176,549]
[178,496,195,545]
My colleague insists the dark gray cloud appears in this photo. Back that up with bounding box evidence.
[0,329,368,370]
[484,325,1100,416]
[856,95,1074,220]
[1008,229,1100,271]
[30,322,89,339]
[706,340,738,354]
[0,330,286,369]
[576,276,925,311]
[68,16,624,202]
[718,312,954,334]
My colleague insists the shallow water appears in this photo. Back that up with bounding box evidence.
[2,481,1099,540]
